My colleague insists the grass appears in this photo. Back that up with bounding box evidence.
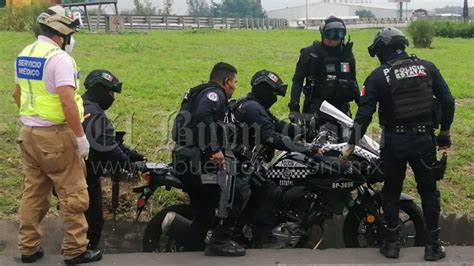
[0,28,473,220]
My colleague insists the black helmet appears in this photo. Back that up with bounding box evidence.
[368,27,409,57]
[319,16,346,40]
[251,70,287,96]
[84,69,122,93]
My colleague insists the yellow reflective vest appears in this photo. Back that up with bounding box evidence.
[16,40,84,123]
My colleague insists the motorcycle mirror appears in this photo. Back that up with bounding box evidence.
[115,131,126,144]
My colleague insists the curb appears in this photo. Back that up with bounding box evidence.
[0,213,472,255]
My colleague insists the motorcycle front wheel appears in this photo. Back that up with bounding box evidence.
[343,200,425,248]
[142,204,194,252]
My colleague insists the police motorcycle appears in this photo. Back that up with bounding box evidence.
[133,101,425,252]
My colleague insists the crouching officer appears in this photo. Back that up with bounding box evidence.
[342,28,455,261]
[289,16,359,127]
[169,62,245,256]
[232,70,321,248]
[82,70,145,251]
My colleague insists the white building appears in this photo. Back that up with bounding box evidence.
[266,1,400,20]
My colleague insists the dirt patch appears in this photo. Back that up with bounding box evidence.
[100,177,145,221]
[456,98,474,107]
[462,161,474,176]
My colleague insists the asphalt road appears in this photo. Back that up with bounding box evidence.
[1,246,473,265]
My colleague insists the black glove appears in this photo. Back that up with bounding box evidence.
[288,102,300,124]
[120,143,145,162]
[436,130,451,149]
[302,143,322,159]
[128,149,145,162]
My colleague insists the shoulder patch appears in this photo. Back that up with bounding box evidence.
[207,91,219,102]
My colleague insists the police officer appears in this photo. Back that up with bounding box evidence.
[232,70,321,248]
[170,62,245,256]
[82,69,145,251]
[12,5,102,264]
[342,28,455,261]
[289,16,359,127]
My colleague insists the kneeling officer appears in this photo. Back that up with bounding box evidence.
[232,70,321,248]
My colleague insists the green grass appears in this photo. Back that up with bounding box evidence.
[0,29,473,219]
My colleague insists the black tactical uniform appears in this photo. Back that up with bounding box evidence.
[348,28,455,261]
[82,70,144,250]
[171,79,246,256]
[232,70,319,248]
[289,16,359,125]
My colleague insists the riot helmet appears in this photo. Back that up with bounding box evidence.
[84,70,122,110]
[319,16,346,40]
[251,70,287,108]
[368,27,409,62]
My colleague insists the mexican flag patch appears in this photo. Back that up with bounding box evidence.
[341,62,350,73]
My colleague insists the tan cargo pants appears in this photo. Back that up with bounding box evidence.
[17,125,89,259]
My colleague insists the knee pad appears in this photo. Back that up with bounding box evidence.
[162,212,192,239]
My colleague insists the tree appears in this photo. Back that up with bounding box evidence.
[186,0,210,16]
[162,0,173,15]
[355,9,375,18]
[120,0,157,15]
[211,0,265,18]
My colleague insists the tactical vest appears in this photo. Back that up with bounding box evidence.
[172,83,220,146]
[386,56,434,122]
[307,41,356,103]
[16,40,83,123]
[229,96,274,162]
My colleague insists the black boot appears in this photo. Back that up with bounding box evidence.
[204,224,245,257]
[424,228,446,261]
[64,249,102,265]
[21,247,44,263]
[380,226,400,259]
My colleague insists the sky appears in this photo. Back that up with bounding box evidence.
[114,0,471,15]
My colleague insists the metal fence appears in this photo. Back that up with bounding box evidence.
[80,15,288,31]
[295,17,414,28]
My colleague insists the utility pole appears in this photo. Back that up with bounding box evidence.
[306,0,309,28]
[463,0,469,23]
[399,1,403,19]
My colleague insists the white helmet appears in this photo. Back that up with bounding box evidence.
[37,5,80,36]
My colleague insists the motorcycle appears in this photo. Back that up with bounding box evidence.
[134,101,425,252]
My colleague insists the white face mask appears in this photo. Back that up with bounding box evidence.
[64,35,76,54]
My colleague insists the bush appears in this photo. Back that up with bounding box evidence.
[0,4,47,33]
[432,21,474,38]
[407,19,434,48]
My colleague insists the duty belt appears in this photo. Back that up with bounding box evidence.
[385,125,432,135]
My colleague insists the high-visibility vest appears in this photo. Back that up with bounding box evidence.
[16,40,84,123]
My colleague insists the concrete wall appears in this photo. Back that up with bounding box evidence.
[266,3,399,20]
